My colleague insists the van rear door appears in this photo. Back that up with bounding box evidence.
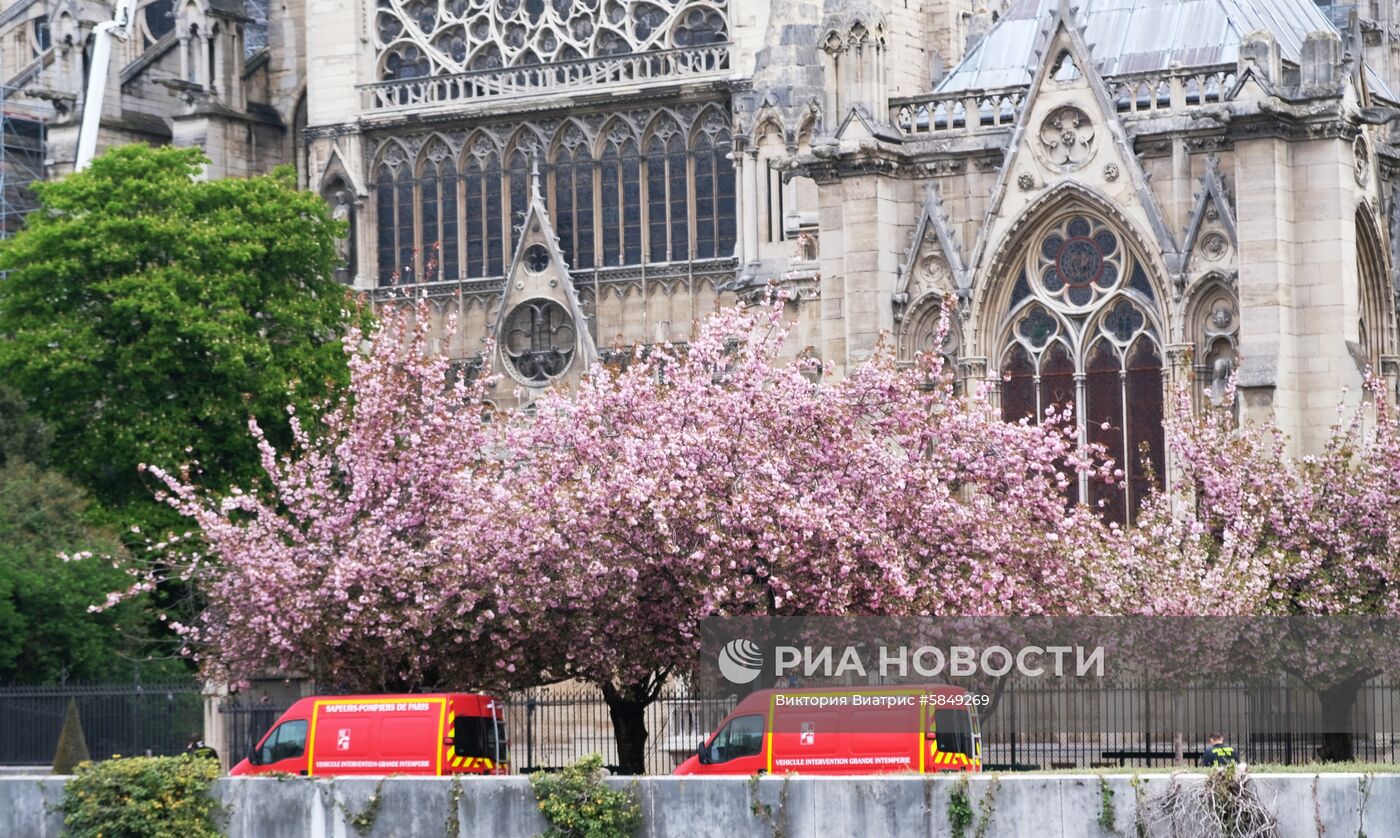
[926,705,976,771]
[448,697,509,773]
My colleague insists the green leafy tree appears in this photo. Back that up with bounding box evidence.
[0,460,156,683]
[0,144,357,535]
[0,384,52,468]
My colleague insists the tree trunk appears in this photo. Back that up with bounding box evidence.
[1316,672,1372,763]
[601,681,652,776]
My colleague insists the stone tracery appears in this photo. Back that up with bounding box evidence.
[997,210,1165,525]
[374,0,729,81]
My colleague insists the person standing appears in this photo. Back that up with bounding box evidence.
[1201,732,1237,767]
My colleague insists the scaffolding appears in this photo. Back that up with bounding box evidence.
[1,81,46,244]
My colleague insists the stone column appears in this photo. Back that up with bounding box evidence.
[211,32,223,98]
[741,148,760,267]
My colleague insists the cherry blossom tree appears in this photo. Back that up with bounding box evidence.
[134,302,515,691]
[1121,381,1400,760]
[490,296,1121,772]
[121,295,1122,774]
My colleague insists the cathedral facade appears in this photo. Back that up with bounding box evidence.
[7,0,1400,519]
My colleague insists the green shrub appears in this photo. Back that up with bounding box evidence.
[61,754,222,838]
[529,754,641,838]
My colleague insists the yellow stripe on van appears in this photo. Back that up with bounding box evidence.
[436,701,447,775]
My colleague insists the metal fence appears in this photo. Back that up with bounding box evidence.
[206,676,1400,774]
[502,688,736,775]
[0,682,204,765]
[491,678,1400,773]
[218,701,293,765]
[980,676,1400,769]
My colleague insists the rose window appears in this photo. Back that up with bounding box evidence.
[1035,216,1122,311]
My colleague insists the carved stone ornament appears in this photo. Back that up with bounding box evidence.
[1017,173,1037,191]
[1036,106,1096,171]
[1208,302,1234,334]
[1103,163,1120,182]
[1200,232,1229,262]
[381,144,408,168]
[917,253,952,293]
[1355,135,1372,187]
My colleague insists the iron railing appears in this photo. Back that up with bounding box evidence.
[218,701,294,766]
[0,682,203,765]
[494,678,1400,773]
[27,676,1391,773]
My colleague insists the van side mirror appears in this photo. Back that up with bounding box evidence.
[248,747,262,766]
[697,739,711,765]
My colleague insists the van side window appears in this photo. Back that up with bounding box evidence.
[933,708,973,756]
[261,719,308,764]
[455,716,509,763]
[708,714,764,762]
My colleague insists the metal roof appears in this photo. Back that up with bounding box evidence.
[937,0,1339,92]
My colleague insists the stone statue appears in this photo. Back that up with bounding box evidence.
[329,188,355,283]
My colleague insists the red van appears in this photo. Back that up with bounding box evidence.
[674,684,982,776]
[229,693,508,776]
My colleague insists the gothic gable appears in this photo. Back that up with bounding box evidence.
[898,184,968,320]
[968,0,1179,319]
[1180,155,1239,292]
[490,163,599,393]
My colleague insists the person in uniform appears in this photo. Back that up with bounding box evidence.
[185,733,219,762]
[1201,732,1237,767]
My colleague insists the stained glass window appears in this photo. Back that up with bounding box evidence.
[374,111,737,282]
[999,213,1165,524]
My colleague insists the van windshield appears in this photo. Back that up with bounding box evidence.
[455,715,508,763]
[934,708,973,756]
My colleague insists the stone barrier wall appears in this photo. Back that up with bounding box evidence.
[3,773,1397,837]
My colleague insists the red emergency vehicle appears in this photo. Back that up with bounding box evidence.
[229,693,508,777]
[674,684,982,776]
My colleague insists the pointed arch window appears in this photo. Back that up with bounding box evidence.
[599,129,642,267]
[645,121,689,263]
[418,154,459,281]
[552,135,594,270]
[667,132,689,261]
[464,145,504,277]
[693,125,736,259]
[1357,209,1392,373]
[507,148,530,260]
[997,213,1165,525]
[374,161,415,285]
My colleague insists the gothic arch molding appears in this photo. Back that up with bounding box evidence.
[973,181,1170,360]
[1356,203,1394,370]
